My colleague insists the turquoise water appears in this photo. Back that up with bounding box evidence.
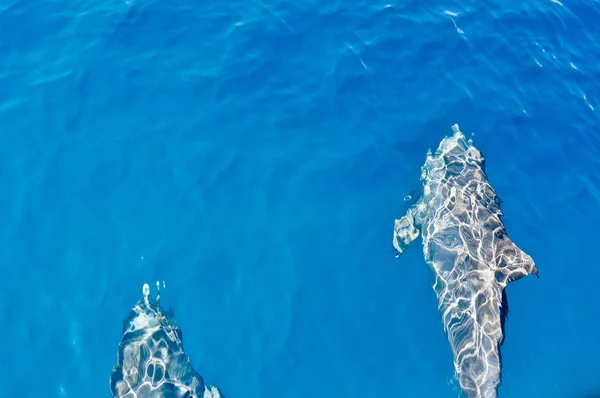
[1,0,599,396]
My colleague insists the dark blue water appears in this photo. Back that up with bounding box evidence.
[1,0,599,396]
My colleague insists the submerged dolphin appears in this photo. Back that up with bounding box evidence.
[109,283,224,398]
[393,124,538,398]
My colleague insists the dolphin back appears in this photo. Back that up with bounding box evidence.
[109,283,223,398]
[393,124,538,398]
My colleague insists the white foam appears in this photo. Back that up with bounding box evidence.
[130,311,158,331]
[204,386,222,398]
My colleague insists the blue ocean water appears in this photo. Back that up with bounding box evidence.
[1,0,599,396]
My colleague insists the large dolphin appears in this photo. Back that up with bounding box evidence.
[392,124,538,398]
[109,283,224,398]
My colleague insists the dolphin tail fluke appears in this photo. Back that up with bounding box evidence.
[393,207,420,257]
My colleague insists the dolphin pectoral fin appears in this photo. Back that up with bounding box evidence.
[496,240,538,285]
[393,207,420,257]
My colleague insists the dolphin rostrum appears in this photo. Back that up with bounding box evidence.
[393,124,538,398]
[109,283,224,398]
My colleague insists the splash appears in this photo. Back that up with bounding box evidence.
[393,124,538,398]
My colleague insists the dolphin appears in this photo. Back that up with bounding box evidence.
[392,124,538,398]
[109,283,224,398]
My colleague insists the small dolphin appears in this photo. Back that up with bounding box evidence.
[109,283,224,398]
[393,124,538,398]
